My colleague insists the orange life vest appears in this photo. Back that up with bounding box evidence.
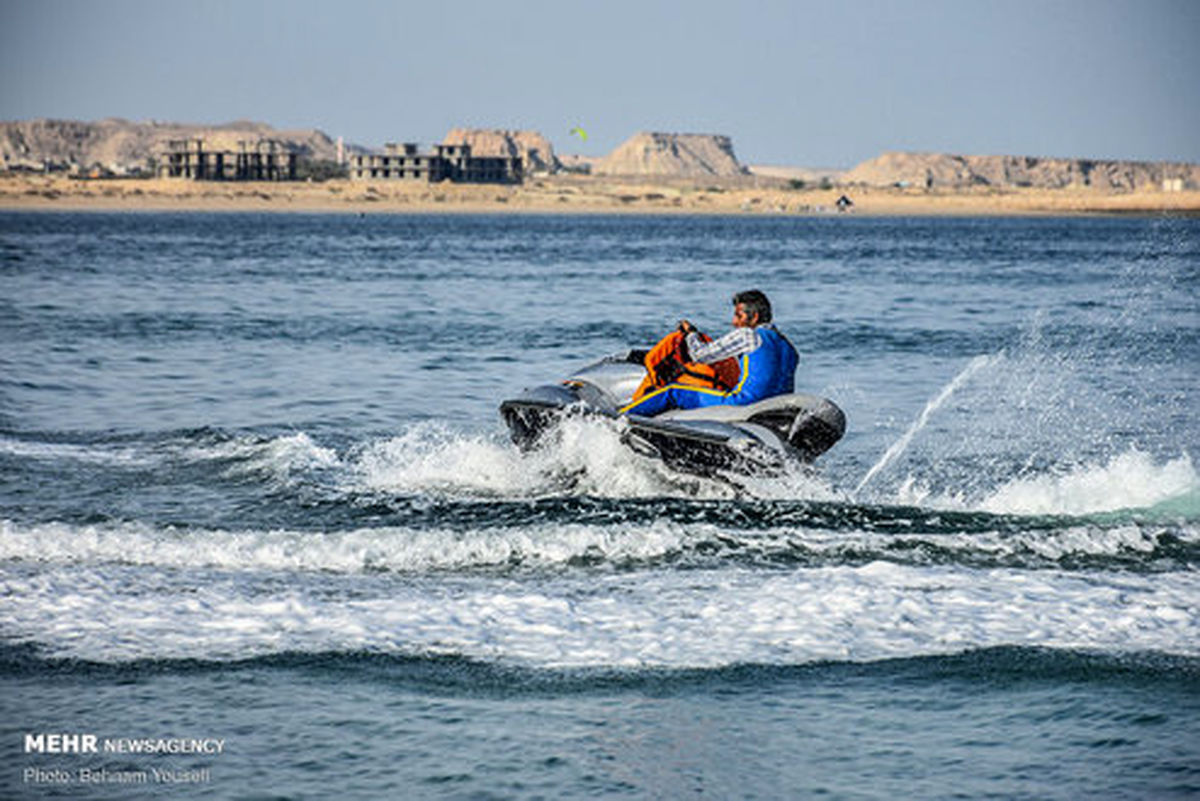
[630,329,740,403]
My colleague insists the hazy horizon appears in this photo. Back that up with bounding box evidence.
[2,0,1198,168]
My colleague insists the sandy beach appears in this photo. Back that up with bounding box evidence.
[2,173,1198,216]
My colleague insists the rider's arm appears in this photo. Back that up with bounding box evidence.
[685,327,760,364]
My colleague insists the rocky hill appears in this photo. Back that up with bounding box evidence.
[844,151,1200,191]
[441,128,559,173]
[0,118,344,173]
[592,132,748,177]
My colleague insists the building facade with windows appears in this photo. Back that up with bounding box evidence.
[350,143,522,184]
[160,139,297,180]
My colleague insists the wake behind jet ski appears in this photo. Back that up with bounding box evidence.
[500,290,845,479]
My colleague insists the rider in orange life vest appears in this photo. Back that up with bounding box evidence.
[620,290,799,417]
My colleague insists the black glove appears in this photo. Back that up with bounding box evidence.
[656,358,684,384]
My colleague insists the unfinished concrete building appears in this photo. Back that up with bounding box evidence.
[350,143,522,183]
[159,139,297,180]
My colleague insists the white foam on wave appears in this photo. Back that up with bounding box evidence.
[895,448,1199,517]
[749,520,1197,565]
[979,449,1198,516]
[4,421,836,502]
[197,432,341,485]
[3,510,1192,578]
[0,518,714,574]
[0,435,148,467]
[3,561,1197,666]
[351,419,837,501]
[0,430,340,485]
[353,423,549,497]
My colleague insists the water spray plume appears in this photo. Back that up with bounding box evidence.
[856,354,998,496]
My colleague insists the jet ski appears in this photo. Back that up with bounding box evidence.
[500,349,846,479]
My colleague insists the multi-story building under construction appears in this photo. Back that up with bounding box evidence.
[349,143,521,184]
[159,139,297,180]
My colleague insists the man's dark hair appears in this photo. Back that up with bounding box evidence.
[733,289,772,323]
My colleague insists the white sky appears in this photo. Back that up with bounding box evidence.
[1,0,1197,167]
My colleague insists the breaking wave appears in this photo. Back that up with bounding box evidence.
[3,503,1196,576]
[894,448,1199,517]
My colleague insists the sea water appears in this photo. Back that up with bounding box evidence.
[1,212,1197,799]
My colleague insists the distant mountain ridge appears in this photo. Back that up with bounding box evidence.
[592,132,748,177]
[0,118,345,172]
[844,151,1199,191]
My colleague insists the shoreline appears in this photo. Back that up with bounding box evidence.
[2,174,1198,217]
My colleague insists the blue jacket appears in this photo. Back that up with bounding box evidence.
[724,326,798,405]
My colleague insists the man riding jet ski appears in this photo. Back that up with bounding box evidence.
[621,289,798,416]
[500,290,845,478]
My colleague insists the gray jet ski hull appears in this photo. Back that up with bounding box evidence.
[499,353,845,479]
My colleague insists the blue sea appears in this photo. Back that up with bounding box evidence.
[1,211,1198,799]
